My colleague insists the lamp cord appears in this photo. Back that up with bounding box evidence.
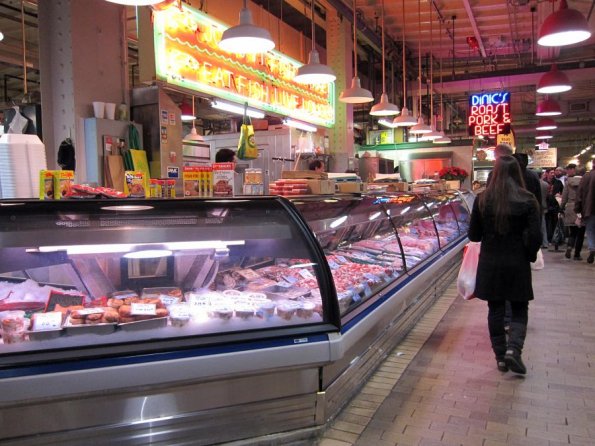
[402,0,406,106]
[430,0,433,127]
[418,0,422,118]
[311,0,315,51]
[353,0,357,77]
[381,0,386,94]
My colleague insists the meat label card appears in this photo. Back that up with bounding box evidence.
[131,303,157,315]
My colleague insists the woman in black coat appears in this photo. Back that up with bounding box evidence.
[468,155,542,374]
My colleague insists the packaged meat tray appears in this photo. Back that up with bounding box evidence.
[64,317,117,335]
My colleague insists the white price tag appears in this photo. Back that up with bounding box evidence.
[76,308,104,316]
[298,269,315,280]
[336,256,348,264]
[131,303,157,316]
[283,275,298,284]
[159,295,180,306]
[170,305,191,319]
[32,312,62,330]
[327,260,340,270]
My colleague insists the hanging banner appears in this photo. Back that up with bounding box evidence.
[152,5,334,128]
[530,147,557,168]
[468,91,511,137]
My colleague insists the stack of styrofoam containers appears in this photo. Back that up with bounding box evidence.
[0,134,47,198]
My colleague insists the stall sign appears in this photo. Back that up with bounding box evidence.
[152,4,334,128]
[530,147,557,168]
[468,91,511,136]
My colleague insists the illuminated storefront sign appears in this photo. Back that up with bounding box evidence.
[153,5,334,128]
[468,91,511,136]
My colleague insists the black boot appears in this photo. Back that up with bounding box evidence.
[505,322,528,374]
[491,334,508,372]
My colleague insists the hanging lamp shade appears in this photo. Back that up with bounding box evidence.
[180,102,195,121]
[538,0,591,47]
[105,0,164,5]
[536,98,562,116]
[340,0,373,103]
[369,0,399,116]
[393,107,418,126]
[340,77,374,103]
[434,134,451,144]
[184,126,204,141]
[410,117,432,134]
[536,117,558,130]
[370,93,400,116]
[218,2,275,54]
[536,131,554,140]
[537,64,572,94]
[294,49,336,83]
[294,0,335,84]
[423,129,443,141]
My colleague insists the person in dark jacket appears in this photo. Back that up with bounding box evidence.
[512,153,542,212]
[468,155,542,374]
[575,170,595,263]
[561,173,585,260]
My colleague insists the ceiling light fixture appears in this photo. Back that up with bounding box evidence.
[211,100,265,119]
[434,15,450,144]
[535,97,562,116]
[283,118,317,132]
[218,0,275,54]
[394,0,418,127]
[538,0,591,47]
[370,0,400,116]
[536,64,572,94]
[339,0,373,103]
[180,101,195,121]
[184,96,204,141]
[410,0,431,135]
[378,118,400,128]
[536,117,557,130]
[105,0,164,4]
[535,131,554,140]
[424,4,441,141]
[294,0,336,84]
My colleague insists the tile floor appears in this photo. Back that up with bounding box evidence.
[318,248,595,446]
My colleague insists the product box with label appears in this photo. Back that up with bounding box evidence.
[306,179,336,195]
[124,171,146,198]
[212,163,235,197]
[336,182,367,194]
[281,170,328,180]
[39,170,75,200]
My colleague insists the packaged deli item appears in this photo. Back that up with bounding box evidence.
[124,171,146,198]
[0,311,27,344]
[96,187,128,198]
[212,163,234,197]
[53,170,75,199]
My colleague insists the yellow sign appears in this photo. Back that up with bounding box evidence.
[496,130,515,148]
[153,5,334,128]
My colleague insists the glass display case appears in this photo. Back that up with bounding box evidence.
[0,198,339,366]
[292,191,470,318]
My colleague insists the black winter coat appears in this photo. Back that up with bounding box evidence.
[468,193,542,302]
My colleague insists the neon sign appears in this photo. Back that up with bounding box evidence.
[153,5,334,128]
[468,91,511,136]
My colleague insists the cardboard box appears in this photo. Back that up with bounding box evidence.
[281,170,328,180]
[306,179,335,195]
[336,182,367,194]
[212,163,235,197]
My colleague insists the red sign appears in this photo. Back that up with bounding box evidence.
[468,91,511,136]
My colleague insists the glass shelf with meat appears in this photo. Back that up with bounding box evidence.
[420,191,464,248]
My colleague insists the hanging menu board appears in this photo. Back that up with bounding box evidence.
[152,4,335,128]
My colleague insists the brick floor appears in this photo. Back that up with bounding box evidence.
[318,248,595,446]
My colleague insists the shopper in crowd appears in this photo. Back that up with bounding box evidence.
[539,173,550,248]
[561,167,586,260]
[468,155,542,374]
[544,168,563,246]
[512,153,542,211]
[555,166,567,186]
[215,148,236,163]
[563,163,577,185]
[551,168,564,195]
[575,168,595,264]
[308,159,325,172]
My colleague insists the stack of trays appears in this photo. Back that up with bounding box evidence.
[0,134,47,199]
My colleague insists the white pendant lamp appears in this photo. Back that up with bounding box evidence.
[294,1,336,84]
[184,97,204,141]
[538,0,591,47]
[536,131,554,140]
[339,0,373,103]
[424,3,441,141]
[434,135,451,144]
[434,16,450,144]
[370,0,400,116]
[410,0,431,135]
[536,117,557,130]
[537,64,572,94]
[393,0,418,126]
[105,0,164,5]
[218,0,275,54]
[180,100,195,121]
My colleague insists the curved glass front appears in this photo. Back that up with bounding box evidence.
[0,198,337,363]
[421,191,464,247]
[292,196,404,316]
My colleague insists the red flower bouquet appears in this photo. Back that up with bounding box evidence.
[438,166,468,181]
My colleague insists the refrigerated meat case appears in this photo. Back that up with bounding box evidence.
[0,191,471,445]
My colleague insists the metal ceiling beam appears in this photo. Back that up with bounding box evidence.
[461,0,486,58]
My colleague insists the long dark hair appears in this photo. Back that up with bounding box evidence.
[479,155,531,234]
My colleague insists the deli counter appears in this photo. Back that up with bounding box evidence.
[0,191,471,445]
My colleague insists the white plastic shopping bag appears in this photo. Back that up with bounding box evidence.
[531,249,544,270]
[457,242,480,300]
